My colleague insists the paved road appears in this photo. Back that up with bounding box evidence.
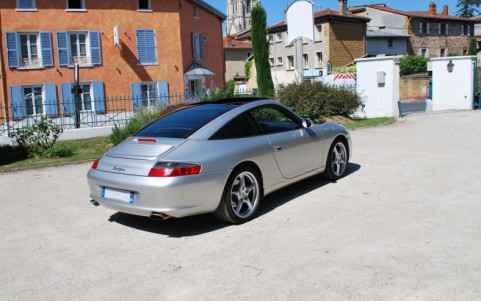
[1,110,481,300]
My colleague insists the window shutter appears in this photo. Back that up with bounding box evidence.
[44,84,58,117]
[57,31,70,66]
[89,31,102,65]
[136,30,156,64]
[156,81,169,107]
[92,81,105,113]
[419,23,422,34]
[426,49,430,58]
[438,24,441,35]
[39,32,53,67]
[445,24,449,35]
[191,33,196,59]
[6,32,19,68]
[61,83,75,115]
[18,0,34,9]
[10,85,25,120]
[131,83,142,111]
[427,23,430,34]
[200,35,205,60]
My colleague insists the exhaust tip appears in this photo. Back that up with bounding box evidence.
[150,212,171,221]
[90,199,100,206]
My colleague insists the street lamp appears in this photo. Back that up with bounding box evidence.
[447,60,454,73]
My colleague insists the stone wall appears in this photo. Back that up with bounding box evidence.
[399,74,430,100]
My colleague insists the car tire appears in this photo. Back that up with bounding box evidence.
[213,166,262,224]
[323,138,349,181]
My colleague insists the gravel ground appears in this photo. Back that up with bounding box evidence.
[1,110,481,300]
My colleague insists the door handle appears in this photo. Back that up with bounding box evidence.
[273,146,283,152]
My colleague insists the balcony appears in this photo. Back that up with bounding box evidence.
[71,56,91,66]
[22,58,42,69]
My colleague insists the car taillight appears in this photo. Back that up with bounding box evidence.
[148,162,201,177]
[92,158,100,170]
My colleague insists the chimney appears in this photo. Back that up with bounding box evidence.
[429,2,437,15]
[442,5,448,16]
[339,0,348,16]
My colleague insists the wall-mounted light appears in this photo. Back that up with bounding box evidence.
[447,60,454,73]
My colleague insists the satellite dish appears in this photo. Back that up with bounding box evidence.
[113,25,120,46]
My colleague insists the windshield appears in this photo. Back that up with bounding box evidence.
[134,104,236,138]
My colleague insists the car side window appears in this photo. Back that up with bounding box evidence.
[250,106,301,134]
[211,113,260,139]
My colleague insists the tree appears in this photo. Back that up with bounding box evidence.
[469,37,478,55]
[456,0,481,18]
[251,5,274,97]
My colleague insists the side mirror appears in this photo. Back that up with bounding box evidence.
[302,118,313,128]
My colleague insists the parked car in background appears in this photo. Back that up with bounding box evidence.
[87,99,352,223]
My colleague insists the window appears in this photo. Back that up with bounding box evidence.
[250,106,300,134]
[193,5,199,18]
[61,81,105,115]
[246,0,252,13]
[138,0,151,11]
[303,54,309,69]
[131,81,169,110]
[6,31,53,69]
[439,23,448,35]
[462,24,473,36]
[275,33,283,43]
[268,35,274,44]
[276,56,283,66]
[211,113,260,139]
[419,22,429,34]
[387,38,393,48]
[10,84,58,119]
[439,48,447,57]
[315,25,323,42]
[315,52,322,68]
[67,0,85,10]
[17,0,36,10]
[463,49,468,55]
[419,48,430,58]
[56,31,101,66]
[287,55,294,70]
[192,33,205,60]
[269,57,274,67]
[136,29,157,65]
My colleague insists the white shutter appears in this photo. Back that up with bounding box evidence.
[426,49,430,58]
[438,24,441,35]
[419,22,423,34]
[427,23,430,34]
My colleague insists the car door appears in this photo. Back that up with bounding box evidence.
[250,106,323,179]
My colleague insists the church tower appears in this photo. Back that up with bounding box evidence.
[226,0,260,36]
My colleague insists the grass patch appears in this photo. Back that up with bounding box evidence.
[0,137,112,172]
[326,116,396,130]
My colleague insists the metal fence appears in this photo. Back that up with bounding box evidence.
[0,94,201,136]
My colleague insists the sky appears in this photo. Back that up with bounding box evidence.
[205,0,462,26]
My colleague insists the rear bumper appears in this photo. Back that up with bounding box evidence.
[87,168,231,218]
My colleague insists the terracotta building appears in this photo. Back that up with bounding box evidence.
[0,0,225,119]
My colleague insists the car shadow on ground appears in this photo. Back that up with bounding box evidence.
[108,163,361,238]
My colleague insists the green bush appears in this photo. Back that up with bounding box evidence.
[202,79,236,101]
[109,104,187,146]
[8,116,63,157]
[400,56,428,75]
[469,37,477,55]
[278,81,362,122]
[42,144,75,158]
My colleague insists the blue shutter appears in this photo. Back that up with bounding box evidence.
[10,86,25,120]
[57,31,70,66]
[61,83,75,115]
[6,32,19,68]
[18,0,35,9]
[156,81,169,107]
[92,81,105,113]
[131,83,141,111]
[136,30,156,64]
[44,84,58,117]
[89,31,102,65]
[200,35,205,60]
[40,32,53,67]
[191,33,196,59]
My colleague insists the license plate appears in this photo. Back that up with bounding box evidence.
[102,187,134,204]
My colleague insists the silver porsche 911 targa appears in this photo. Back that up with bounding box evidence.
[87,98,352,223]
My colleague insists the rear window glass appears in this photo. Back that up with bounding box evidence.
[135,104,235,138]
